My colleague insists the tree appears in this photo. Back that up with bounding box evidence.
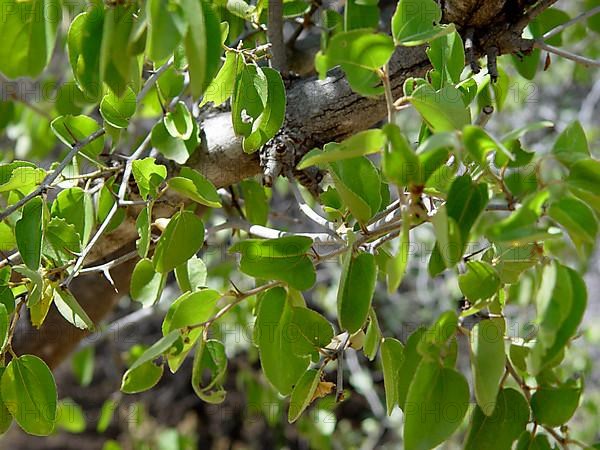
[0,0,599,447]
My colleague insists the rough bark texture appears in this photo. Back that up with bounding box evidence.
[12,0,550,368]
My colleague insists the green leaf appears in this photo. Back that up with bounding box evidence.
[230,237,316,290]
[15,197,43,271]
[162,289,220,332]
[289,306,334,356]
[153,211,205,274]
[128,330,181,373]
[43,217,81,266]
[130,258,167,307]
[55,399,86,433]
[240,180,269,225]
[146,0,186,61]
[298,130,386,169]
[121,361,164,394]
[183,0,222,98]
[392,0,453,46]
[157,66,185,101]
[288,369,321,423]
[96,399,118,433]
[100,5,138,97]
[1,355,57,436]
[0,304,8,353]
[533,267,586,372]
[164,102,194,139]
[427,31,465,84]
[380,337,405,415]
[254,287,309,395]
[417,311,458,362]
[0,0,61,78]
[396,328,426,410]
[329,156,382,224]
[458,261,501,302]
[151,120,199,164]
[51,115,104,159]
[486,190,551,244]
[242,67,287,153]
[552,121,589,166]
[54,286,95,330]
[567,158,600,196]
[533,262,573,350]
[430,175,488,274]
[463,125,514,166]
[516,433,553,450]
[0,166,46,196]
[167,167,221,207]
[363,309,382,360]
[51,187,94,246]
[100,87,137,129]
[410,84,471,132]
[387,207,411,293]
[531,382,581,427]
[549,195,597,248]
[344,0,379,30]
[464,388,530,450]
[338,252,377,333]
[191,338,228,403]
[315,30,394,96]
[200,51,243,107]
[231,63,268,137]
[71,347,95,387]
[132,157,167,200]
[174,256,207,293]
[96,177,125,233]
[136,206,151,258]
[382,123,421,187]
[403,362,469,450]
[67,8,105,100]
[470,318,506,414]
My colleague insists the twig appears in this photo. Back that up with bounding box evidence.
[206,218,338,245]
[534,40,600,68]
[287,174,340,237]
[188,281,282,330]
[476,105,494,127]
[381,64,396,123]
[0,129,106,221]
[267,0,286,72]
[542,6,600,42]
[137,57,174,103]
[78,250,140,275]
[517,0,560,31]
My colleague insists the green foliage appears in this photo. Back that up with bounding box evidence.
[1,0,600,446]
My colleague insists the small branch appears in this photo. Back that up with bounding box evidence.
[267,0,286,72]
[542,6,600,42]
[0,128,106,222]
[137,57,174,103]
[535,40,600,68]
[287,174,340,236]
[188,281,283,330]
[207,218,338,245]
[517,0,560,31]
[381,64,396,123]
[475,105,494,127]
[78,250,140,275]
